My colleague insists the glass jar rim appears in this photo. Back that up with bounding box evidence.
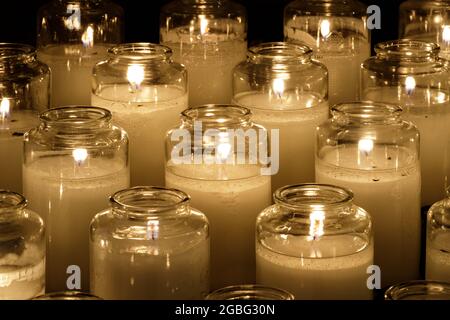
[40,106,112,128]
[0,43,36,61]
[274,184,354,210]
[110,186,191,217]
[0,190,27,212]
[285,0,368,17]
[206,285,295,300]
[33,291,102,300]
[331,101,403,121]
[248,42,313,63]
[181,104,252,126]
[108,43,173,61]
[385,281,450,300]
[375,39,440,59]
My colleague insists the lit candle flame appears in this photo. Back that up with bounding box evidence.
[72,148,88,166]
[405,76,416,96]
[358,139,374,155]
[0,98,10,121]
[81,25,94,48]
[217,132,232,162]
[199,15,209,35]
[443,25,450,44]
[307,209,325,242]
[127,64,145,92]
[147,220,159,240]
[273,78,285,101]
[320,19,331,39]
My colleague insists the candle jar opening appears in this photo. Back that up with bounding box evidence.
[206,285,295,300]
[33,291,102,300]
[331,102,403,125]
[110,186,191,219]
[0,43,37,65]
[375,40,440,62]
[247,42,313,65]
[181,104,252,128]
[108,43,174,62]
[385,281,450,300]
[0,190,27,218]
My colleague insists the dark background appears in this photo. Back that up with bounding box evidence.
[0,0,404,48]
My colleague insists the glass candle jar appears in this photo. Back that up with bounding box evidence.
[399,0,450,59]
[23,106,129,293]
[92,43,188,187]
[361,40,450,207]
[256,184,373,300]
[284,0,370,106]
[0,44,50,194]
[206,285,295,300]
[0,191,45,300]
[33,291,101,300]
[385,281,450,300]
[426,194,450,282]
[37,0,124,107]
[90,186,210,300]
[316,102,421,288]
[233,42,329,192]
[165,105,272,289]
[160,0,247,107]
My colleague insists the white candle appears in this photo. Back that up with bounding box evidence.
[427,232,450,282]
[165,164,271,289]
[0,98,39,193]
[91,237,209,300]
[233,91,329,191]
[0,244,45,300]
[316,145,421,286]
[23,156,129,292]
[161,28,247,107]
[285,19,370,106]
[363,86,450,206]
[38,44,110,108]
[256,236,374,300]
[92,85,188,186]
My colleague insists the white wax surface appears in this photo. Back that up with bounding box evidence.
[165,164,271,290]
[0,111,39,193]
[234,91,329,192]
[427,232,450,282]
[92,85,188,186]
[162,28,247,107]
[38,45,110,108]
[92,236,209,300]
[23,156,129,292]
[0,243,45,300]
[256,235,373,300]
[316,145,421,287]
[363,86,450,206]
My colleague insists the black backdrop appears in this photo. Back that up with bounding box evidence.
[0,0,403,49]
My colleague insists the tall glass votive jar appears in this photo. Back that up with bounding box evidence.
[399,0,450,59]
[361,40,450,206]
[160,0,247,107]
[91,187,210,300]
[0,191,45,300]
[233,42,329,192]
[37,0,123,107]
[426,194,450,282]
[316,102,421,287]
[92,43,188,187]
[385,281,450,300]
[23,107,129,292]
[0,44,50,193]
[256,184,373,300]
[284,0,370,106]
[206,285,295,300]
[165,105,272,289]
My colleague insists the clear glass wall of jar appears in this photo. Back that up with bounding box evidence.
[0,191,45,300]
[385,281,450,300]
[284,0,370,106]
[233,42,329,192]
[165,105,272,290]
[90,186,210,300]
[23,106,129,292]
[361,40,450,207]
[206,285,295,300]
[399,0,450,59]
[0,43,50,194]
[160,0,247,107]
[426,193,450,282]
[37,0,124,107]
[92,43,188,187]
[316,102,421,288]
[256,184,373,300]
